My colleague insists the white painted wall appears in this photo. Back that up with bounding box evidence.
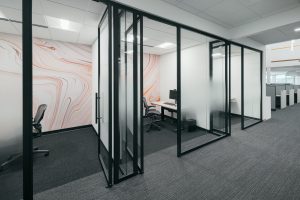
[92,39,98,132]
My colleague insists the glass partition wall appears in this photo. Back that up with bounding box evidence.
[98,5,113,187]
[95,1,262,186]
[2,0,264,197]
[179,30,230,155]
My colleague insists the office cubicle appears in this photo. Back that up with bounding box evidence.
[0,0,24,199]
[266,84,276,110]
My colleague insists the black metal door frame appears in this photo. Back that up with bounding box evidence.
[113,5,140,184]
[97,5,113,187]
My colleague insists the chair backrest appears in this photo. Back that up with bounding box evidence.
[34,104,47,124]
[143,97,149,111]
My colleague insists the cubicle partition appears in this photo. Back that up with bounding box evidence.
[294,85,300,103]
[266,85,276,110]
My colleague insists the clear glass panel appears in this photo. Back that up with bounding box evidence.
[0,0,23,199]
[118,9,134,178]
[142,17,177,156]
[230,45,242,128]
[99,10,111,177]
[243,48,261,127]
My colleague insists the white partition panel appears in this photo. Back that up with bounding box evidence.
[281,90,287,109]
[289,89,294,106]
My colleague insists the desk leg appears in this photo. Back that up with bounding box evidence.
[161,107,165,121]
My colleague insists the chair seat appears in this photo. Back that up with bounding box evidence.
[148,110,161,115]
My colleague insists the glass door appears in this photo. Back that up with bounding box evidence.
[210,41,230,134]
[113,6,142,183]
[98,5,113,187]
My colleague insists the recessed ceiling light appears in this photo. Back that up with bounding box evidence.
[45,16,82,32]
[156,42,175,49]
[294,27,300,32]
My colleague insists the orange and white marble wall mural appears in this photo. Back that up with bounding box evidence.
[0,33,92,132]
[143,53,160,103]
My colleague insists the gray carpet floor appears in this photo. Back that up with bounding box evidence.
[34,104,300,200]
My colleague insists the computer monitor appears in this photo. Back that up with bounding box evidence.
[169,89,177,104]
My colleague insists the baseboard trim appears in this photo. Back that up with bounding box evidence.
[43,124,92,135]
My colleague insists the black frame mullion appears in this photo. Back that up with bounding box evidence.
[133,13,139,174]
[23,0,33,199]
[241,47,245,129]
[139,15,144,173]
[113,5,121,184]
[228,44,232,135]
[113,6,139,184]
[225,42,229,134]
[177,26,181,157]
[97,4,113,187]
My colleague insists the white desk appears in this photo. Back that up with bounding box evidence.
[151,101,177,120]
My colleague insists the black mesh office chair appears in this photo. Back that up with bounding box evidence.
[143,97,161,132]
[32,104,49,156]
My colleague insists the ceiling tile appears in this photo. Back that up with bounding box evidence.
[50,28,79,43]
[77,25,97,45]
[0,0,21,10]
[33,26,51,40]
[0,21,19,35]
[204,0,259,27]
[33,0,44,14]
[83,11,100,27]
[87,1,106,14]
[48,0,89,11]
[41,0,86,23]
[32,13,47,26]
[0,6,22,21]
[250,29,287,44]
[245,0,300,18]
[180,0,224,11]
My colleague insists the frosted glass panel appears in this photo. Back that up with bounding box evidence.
[243,48,261,127]
[0,0,23,199]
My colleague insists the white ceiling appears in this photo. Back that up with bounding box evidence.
[250,21,300,44]
[0,0,106,45]
[142,17,214,55]
[162,0,300,29]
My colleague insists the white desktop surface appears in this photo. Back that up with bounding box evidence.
[151,101,177,110]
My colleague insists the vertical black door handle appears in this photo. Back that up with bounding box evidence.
[95,93,98,124]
